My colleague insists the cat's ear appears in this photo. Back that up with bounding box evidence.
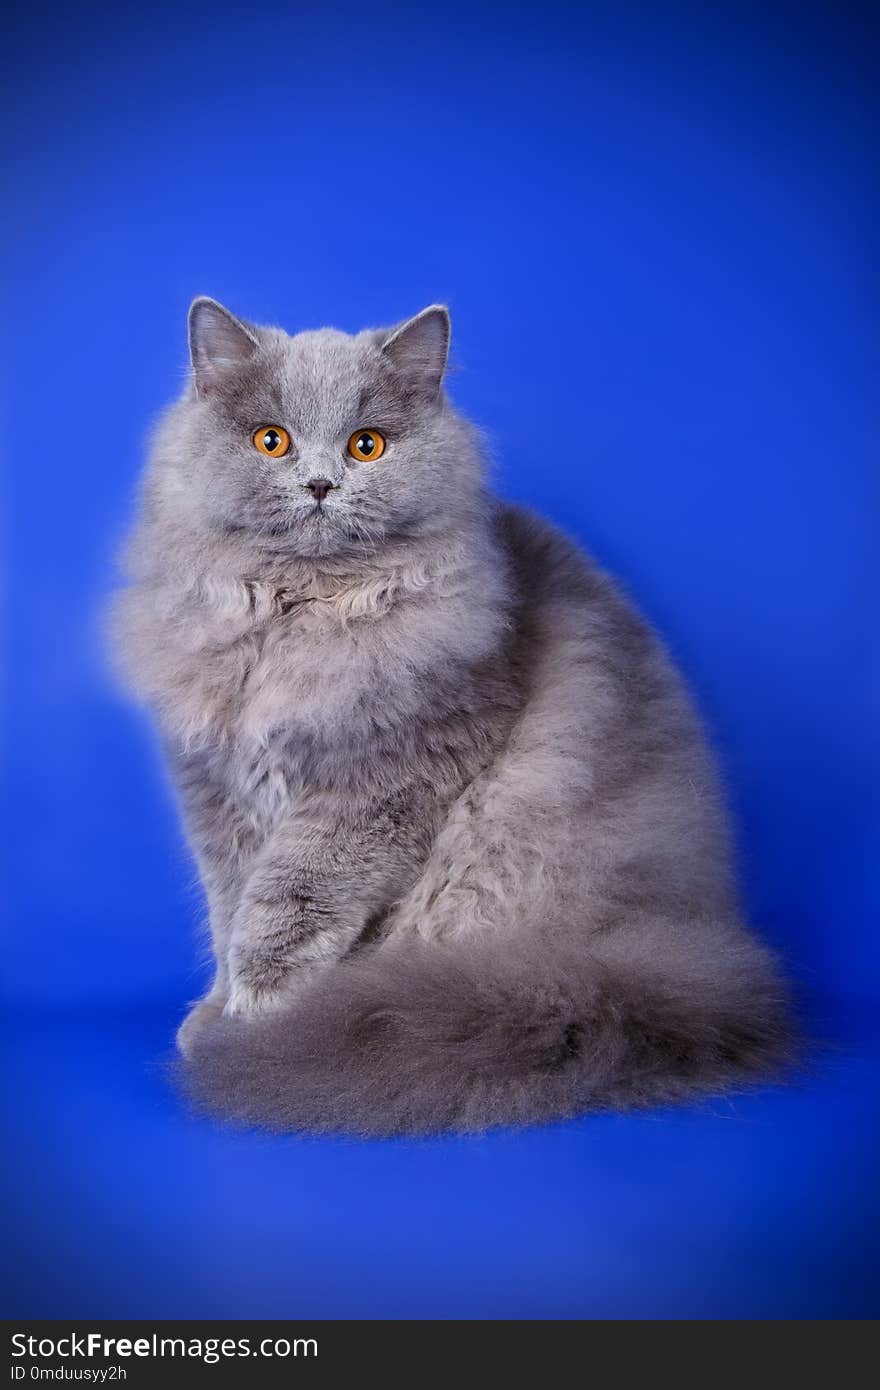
[381,305,450,398]
[188,297,259,395]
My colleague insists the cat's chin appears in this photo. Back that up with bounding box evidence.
[216,507,404,561]
[289,514,360,557]
[218,511,358,558]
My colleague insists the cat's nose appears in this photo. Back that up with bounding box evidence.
[305,478,334,503]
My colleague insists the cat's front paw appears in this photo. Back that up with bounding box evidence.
[223,975,293,1018]
[224,945,317,1018]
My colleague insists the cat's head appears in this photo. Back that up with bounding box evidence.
[151,298,484,559]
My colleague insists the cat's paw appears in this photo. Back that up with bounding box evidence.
[224,945,319,1018]
[223,975,293,1018]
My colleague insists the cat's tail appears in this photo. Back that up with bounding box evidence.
[179,920,792,1136]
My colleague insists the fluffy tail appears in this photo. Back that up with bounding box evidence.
[181,923,792,1136]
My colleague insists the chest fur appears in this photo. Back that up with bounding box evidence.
[122,562,513,819]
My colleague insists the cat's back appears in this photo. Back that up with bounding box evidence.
[493,499,700,750]
[495,500,651,655]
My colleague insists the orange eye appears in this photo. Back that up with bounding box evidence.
[347,429,386,462]
[252,425,291,458]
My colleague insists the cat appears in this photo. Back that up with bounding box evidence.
[112,297,791,1135]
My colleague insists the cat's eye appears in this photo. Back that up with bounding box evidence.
[252,425,291,458]
[347,429,386,462]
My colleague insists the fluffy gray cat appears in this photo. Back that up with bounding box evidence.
[113,297,791,1135]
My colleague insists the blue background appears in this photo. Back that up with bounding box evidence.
[2,0,877,1319]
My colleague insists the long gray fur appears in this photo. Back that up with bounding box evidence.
[112,298,791,1135]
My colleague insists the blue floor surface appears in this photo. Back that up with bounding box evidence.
[4,997,878,1319]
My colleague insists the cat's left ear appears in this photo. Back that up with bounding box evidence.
[188,297,259,395]
[381,305,450,399]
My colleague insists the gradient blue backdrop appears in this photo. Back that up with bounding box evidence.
[2,0,878,1319]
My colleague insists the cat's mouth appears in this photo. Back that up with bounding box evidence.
[224,502,389,556]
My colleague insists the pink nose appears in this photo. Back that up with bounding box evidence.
[306,479,333,502]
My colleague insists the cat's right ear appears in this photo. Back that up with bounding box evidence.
[381,305,450,400]
[188,297,258,395]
